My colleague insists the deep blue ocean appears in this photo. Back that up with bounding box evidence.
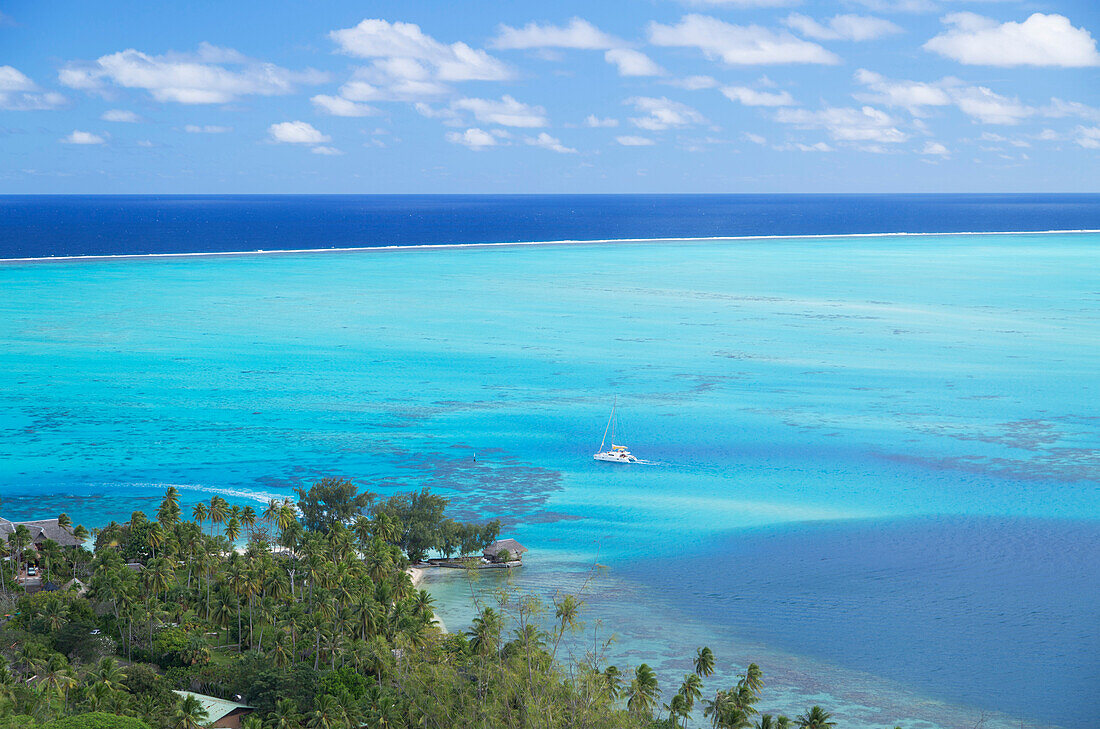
[1,193,1099,258]
[1,195,1098,728]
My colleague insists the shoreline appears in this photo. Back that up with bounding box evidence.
[407,566,447,634]
[2,227,1098,264]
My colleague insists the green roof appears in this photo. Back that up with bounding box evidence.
[173,690,253,723]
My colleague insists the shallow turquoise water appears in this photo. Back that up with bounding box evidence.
[1,233,1097,727]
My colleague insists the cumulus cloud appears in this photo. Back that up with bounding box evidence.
[1074,126,1100,149]
[924,13,1100,67]
[492,18,620,50]
[605,49,664,77]
[648,15,840,66]
[722,86,796,106]
[338,64,450,103]
[626,96,706,130]
[744,132,767,145]
[0,65,67,110]
[526,132,577,153]
[920,141,950,156]
[776,105,908,143]
[667,75,719,90]
[584,115,618,127]
[330,19,512,81]
[269,121,330,144]
[59,43,327,104]
[101,109,140,122]
[184,124,231,133]
[853,69,951,115]
[61,130,105,145]
[311,94,377,117]
[452,95,547,127]
[616,135,655,146]
[784,14,902,41]
[950,85,1034,125]
[446,127,499,149]
[310,146,343,155]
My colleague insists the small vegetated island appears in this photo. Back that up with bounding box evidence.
[1,478,881,729]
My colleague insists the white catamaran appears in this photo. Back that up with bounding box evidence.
[594,401,640,463]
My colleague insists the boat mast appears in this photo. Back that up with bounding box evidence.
[599,398,616,452]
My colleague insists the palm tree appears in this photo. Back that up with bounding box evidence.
[192,502,208,534]
[209,497,228,536]
[679,672,704,712]
[664,693,690,728]
[306,694,345,729]
[626,663,659,718]
[695,646,716,677]
[174,692,210,729]
[795,706,836,729]
[468,607,502,657]
[741,663,764,694]
[91,656,127,695]
[756,715,791,729]
[41,598,69,632]
[267,697,303,729]
[225,517,242,545]
[602,666,623,700]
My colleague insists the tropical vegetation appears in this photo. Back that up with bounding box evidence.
[1,479,893,728]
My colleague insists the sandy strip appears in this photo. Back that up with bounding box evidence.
[406,566,448,634]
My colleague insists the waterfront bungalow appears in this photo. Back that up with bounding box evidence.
[483,538,528,563]
[0,517,83,549]
[173,691,254,728]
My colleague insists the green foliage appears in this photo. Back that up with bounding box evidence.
[41,713,152,729]
[151,627,189,668]
[0,483,883,729]
[295,476,375,533]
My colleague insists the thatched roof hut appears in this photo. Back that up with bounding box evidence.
[483,538,528,563]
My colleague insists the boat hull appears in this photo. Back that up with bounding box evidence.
[594,451,639,463]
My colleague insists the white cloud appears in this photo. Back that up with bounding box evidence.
[667,75,719,90]
[616,135,655,146]
[0,65,66,110]
[648,15,841,66]
[846,0,936,13]
[452,95,547,127]
[1037,129,1060,141]
[950,85,1034,125]
[339,64,450,103]
[1074,126,1100,149]
[722,86,796,106]
[784,14,902,41]
[330,19,512,81]
[584,115,618,127]
[924,13,1100,67]
[853,69,951,115]
[101,109,140,122]
[775,141,833,152]
[526,132,577,153]
[184,124,231,133]
[446,127,499,149]
[60,43,327,104]
[310,145,343,155]
[311,94,377,117]
[61,130,105,145]
[605,49,664,77]
[269,121,330,144]
[1043,98,1100,123]
[137,140,154,147]
[626,96,706,130]
[776,105,908,143]
[920,141,950,156]
[492,18,619,50]
[685,0,800,7]
[744,132,767,144]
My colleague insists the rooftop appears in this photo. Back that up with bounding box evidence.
[0,517,83,548]
[173,690,253,724]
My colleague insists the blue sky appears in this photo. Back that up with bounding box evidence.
[2,0,1098,193]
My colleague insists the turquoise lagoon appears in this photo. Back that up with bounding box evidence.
[1,233,1098,728]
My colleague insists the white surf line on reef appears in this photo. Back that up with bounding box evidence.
[2,229,1099,264]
